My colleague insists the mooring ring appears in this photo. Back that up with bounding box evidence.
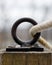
[11,18,41,46]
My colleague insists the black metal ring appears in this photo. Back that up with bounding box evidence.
[11,18,41,46]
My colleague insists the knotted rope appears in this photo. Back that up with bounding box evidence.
[29,20,52,50]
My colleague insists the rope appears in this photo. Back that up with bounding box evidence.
[38,36,52,50]
[30,20,52,36]
[29,20,52,50]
